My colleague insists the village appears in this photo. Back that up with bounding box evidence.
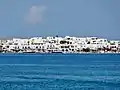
[0,36,120,53]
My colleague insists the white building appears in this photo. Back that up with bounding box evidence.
[0,36,120,53]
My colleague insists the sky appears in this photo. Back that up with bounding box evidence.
[0,0,120,39]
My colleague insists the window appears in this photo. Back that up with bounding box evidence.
[60,41,67,44]
[61,46,64,48]
[67,41,69,44]
[7,46,9,48]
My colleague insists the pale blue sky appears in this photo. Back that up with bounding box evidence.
[0,0,120,39]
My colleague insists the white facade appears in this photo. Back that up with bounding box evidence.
[1,36,120,53]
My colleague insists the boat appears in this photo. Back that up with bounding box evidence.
[51,50,63,53]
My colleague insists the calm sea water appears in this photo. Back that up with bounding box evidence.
[0,53,120,90]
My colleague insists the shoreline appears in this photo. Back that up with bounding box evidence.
[0,52,120,55]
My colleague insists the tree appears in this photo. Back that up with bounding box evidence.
[82,48,90,52]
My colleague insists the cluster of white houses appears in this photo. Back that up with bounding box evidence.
[0,36,120,53]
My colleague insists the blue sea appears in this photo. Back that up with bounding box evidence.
[0,53,120,90]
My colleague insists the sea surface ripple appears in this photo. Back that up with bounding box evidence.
[0,53,120,90]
